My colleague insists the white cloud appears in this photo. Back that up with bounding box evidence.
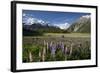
[26,17,37,25]
[82,15,91,19]
[54,22,70,29]
[23,16,47,25]
[37,19,45,24]
[23,13,26,17]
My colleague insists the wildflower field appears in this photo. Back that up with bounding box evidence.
[23,33,91,62]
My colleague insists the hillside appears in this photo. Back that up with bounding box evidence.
[67,15,91,33]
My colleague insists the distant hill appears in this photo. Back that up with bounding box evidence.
[67,15,91,33]
[23,23,69,36]
[23,23,64,32]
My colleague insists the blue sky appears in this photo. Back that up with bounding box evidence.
[22,10,90,29]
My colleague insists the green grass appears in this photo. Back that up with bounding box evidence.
[24,33,90,38]
[44,33,90,37]
[23,33,91,62]
[23,43,91,62]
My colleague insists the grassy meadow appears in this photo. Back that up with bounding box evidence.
[23,33,91,62]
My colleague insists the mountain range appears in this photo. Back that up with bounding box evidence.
[23,15,91,36]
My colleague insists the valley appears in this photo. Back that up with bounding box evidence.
[22,10,91,62]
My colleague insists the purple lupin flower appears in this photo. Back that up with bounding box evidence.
[60,42,65,53]
[51,44,56,56]
[56,42,61,50]
[49,42,56,58]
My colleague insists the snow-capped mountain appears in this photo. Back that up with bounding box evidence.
[54,22,70,29]
[67,15,91,33]
[77,15,90,24]
[23,17,70,30]
[23,17,49,26]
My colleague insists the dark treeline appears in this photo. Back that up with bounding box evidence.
[23,28,43,36]
[23,23,70,36]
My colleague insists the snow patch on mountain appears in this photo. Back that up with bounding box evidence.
[23,16,71,29]
[23,16,48,25]
[54,23,70,29]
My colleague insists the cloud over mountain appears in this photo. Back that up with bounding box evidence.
[54,23,70,29]
[23,16,70,29]
[23,16,48,25]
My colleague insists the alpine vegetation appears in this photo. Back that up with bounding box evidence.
[22,10,91,62]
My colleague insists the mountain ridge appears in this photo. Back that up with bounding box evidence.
[67,15,91,33]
